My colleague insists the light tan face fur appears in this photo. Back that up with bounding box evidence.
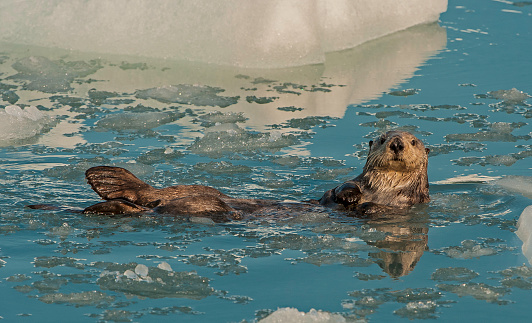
[365,131,429,173]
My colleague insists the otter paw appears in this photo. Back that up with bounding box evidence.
[334,182,361,207]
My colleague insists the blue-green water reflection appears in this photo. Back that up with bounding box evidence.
[1,0,531,322]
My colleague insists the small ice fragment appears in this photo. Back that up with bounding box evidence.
[259,307,346,323]
[189,217,216,225]
[157,262,173,272]
[123,270,138,280]
[5,105,24,119]
[0,105,53,146]
[22,106,45,121]
[96,112,177,130]
[134,264,149,277]
[431,174,501,185]
[269,130,282,142]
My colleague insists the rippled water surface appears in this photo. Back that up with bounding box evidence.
[1,1,532,322]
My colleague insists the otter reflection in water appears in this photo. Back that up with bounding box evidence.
[365,215,429,278]
[76,130,429,221]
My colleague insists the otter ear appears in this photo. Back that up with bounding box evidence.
[425,148,430,155]
[369,140,373,148]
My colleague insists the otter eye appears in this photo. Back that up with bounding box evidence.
[411,139,416,146]
[379,137,386,145]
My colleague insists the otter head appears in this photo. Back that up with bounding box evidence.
[364,131,429,173]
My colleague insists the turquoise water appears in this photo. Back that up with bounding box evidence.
[1,0,532,322]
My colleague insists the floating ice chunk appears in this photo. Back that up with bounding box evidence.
[137,148,185,164]
[136,84,239,107]
[197,111,247,127]
[5,105,44,121]
[134,264,149,277]
[445,122,528,142]
[431,267,479,282]
[484,154,518,166]
[494,176,532,200]
[189,126,297,157]
[102,310,133,322]
[204,122,243,135]
[0,1,447,68]
[432,174,501,184]
[441,240,496,259]
[157,262,173,272]
[49,223,74,239]
[9,56,100,92]
[437,283,509,304]
[488,88,530,104]
[259,308,346,323]
[97,263,214,299]
[501,277,532,290]
[33,256,79,268]
[394,301,437,320]
[516,205,532,265]
[39,291,115,306]
[123,270,138,280]
[0,105,53,146]
[96,111,179,130]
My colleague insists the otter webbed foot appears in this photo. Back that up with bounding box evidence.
[334,182,362,209]
[83,199,149,215]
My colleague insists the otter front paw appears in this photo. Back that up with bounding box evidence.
[334,182,361,208]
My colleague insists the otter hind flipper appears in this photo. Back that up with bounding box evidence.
[85,166,154,204]
[83,199,148,215]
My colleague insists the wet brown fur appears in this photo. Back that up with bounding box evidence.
[81,131,428,220]
[318,130,430,216]
[83,166,292,221]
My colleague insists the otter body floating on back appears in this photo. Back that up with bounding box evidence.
[77,130,429,220]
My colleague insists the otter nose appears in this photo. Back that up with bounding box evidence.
[389,137,404,154]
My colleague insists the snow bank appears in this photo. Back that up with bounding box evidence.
[0,0,447,68]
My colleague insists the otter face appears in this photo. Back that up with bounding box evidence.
[366,131,429,172]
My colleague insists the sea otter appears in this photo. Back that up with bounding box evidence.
[71,130,429,220]
[318,130,430,215]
